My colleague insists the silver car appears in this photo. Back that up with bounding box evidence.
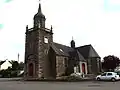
[96,72,120,81]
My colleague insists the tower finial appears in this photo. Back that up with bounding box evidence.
[26,25,28,30]
[51,25,53,30]
[38,0,41,13]
[50,25,53,33]
[72,36,73,40]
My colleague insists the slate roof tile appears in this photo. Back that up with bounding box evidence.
[76,44,100,59]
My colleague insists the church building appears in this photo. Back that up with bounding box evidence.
[24,2,101,80]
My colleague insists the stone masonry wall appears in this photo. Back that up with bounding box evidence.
[38,29,53,79]
[24,29,39,78]
[56,56,68,77]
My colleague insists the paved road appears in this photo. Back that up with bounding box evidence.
[0,80,120,90]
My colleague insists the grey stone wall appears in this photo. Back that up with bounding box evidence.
[86,58,92,74]
[47,47,56,78]
[24,26,53,79]
[87,57,101,74]
[56,56,68,77]
[24,29,39,78]
[37,28,53,79]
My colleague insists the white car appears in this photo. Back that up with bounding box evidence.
[96,72,120,81]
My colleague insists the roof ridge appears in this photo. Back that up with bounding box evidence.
[76,44,91,48]
[53,42,71,48]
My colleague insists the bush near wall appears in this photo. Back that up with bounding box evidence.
[57,75,82,81]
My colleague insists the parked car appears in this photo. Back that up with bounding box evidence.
[0,74,2,78]
[96,72,120,82]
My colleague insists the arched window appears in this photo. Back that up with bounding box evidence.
[64,58,68,67]
[44,37,48,43]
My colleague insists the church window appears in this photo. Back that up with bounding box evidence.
[97,58,100,62]
[64,58,68,67]
[60,49,63,52]
[44,37,48,43]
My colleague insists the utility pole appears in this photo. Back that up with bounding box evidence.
[18,53,19,63]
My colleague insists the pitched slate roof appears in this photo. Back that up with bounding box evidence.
[51,42,74,57]
[50,43,67,56]
[76,50,86,61]
[51,42,86,61]
[76,44,100,59]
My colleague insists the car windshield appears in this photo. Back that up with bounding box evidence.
[101,73,106,76]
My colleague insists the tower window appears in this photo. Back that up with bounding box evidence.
[44,37,48,43]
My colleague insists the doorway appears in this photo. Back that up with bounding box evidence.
[28,63,34,76]
[82,63,86,74]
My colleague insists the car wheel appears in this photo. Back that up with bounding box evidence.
[97,77,101,81]
[111,78,116,82]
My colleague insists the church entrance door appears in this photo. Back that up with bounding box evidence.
[28,63,34,76]
[82,63,86,74]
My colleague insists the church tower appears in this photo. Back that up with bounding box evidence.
[24,1,53,80]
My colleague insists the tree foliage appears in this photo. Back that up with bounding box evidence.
[19,62,24,70]
[102,55,120,71]
[9,60,19,70]
[0,60,24,78]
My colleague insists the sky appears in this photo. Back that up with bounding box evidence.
[0,0,120,62]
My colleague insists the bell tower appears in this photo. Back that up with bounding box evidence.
[24,1,54,80]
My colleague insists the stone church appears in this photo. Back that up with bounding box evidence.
[24,3,101,80]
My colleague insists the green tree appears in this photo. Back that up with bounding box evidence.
[19,62,24,70]
[0,60,24,78]
[102,55,120,71]
[9,60,19,70]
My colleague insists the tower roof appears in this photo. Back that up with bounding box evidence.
[70,37,75,48]
[71,40,75,43]
[34,3,45,19]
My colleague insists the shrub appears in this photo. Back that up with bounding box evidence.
[66,76,82,81]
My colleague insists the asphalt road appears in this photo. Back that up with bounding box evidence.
[0,80,120,90]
